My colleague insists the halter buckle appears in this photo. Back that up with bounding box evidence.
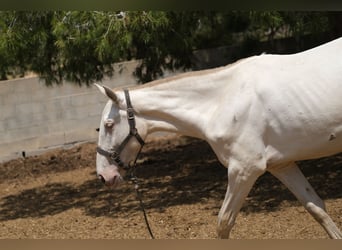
[109,150,119,160]
[127,108,135,120]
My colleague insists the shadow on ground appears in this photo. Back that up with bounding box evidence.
[0,138,341,221]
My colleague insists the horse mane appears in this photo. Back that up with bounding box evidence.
[122,56,252,91]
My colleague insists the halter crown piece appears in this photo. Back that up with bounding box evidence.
[96,89,145,172]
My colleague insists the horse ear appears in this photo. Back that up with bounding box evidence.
[94,83,119,105]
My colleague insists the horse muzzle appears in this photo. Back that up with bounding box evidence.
[97,167,123,188]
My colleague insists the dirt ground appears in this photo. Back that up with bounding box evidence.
[0,135,341,239]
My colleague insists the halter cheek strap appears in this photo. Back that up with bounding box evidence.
[96,89,145,171]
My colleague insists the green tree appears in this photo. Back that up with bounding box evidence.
[0,11,339,85]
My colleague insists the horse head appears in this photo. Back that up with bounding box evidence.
[94,84,146,188]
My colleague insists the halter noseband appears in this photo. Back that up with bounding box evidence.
[96,89,145,171]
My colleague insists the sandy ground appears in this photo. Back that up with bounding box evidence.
[0,136,341,239]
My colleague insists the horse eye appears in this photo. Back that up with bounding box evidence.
[104,119,114,128]
[95,128,100,132]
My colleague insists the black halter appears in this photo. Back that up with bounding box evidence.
[96,89,145,172]
[96,89,155,239]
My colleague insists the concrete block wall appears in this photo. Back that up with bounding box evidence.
[0,60,140,162]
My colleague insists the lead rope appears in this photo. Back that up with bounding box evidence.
[127,136,155,239]
[129,174,155,239]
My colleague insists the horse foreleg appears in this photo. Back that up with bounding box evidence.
[217,159,265,239]
[269,162,342,239]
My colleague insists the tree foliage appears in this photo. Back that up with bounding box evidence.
[0,11,340,85]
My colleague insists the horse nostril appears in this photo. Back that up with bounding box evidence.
[98,175,106,184]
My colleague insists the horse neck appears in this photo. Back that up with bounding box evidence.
[127,69,230,139]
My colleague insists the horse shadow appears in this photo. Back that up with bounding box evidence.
[0,138,341,221]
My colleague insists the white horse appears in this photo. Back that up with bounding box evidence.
[95,37,342,239]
